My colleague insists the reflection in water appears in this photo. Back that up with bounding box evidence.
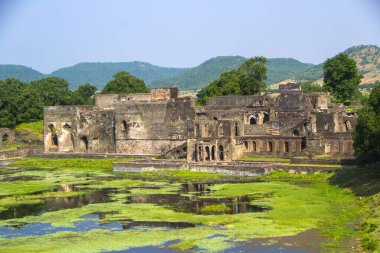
[129,182,270,215]
[0,187,116,220]
[122,221,195,229]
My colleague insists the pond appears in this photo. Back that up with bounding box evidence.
[0,158,361,252]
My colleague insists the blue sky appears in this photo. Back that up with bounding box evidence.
[0,0,379,73]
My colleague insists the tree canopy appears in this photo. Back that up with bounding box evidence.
[323,54,362,102]
[196,57,268,104]
[0,78,97,128]
[353,85,380,164]
[102,71,149,94]
[300,81,324,93]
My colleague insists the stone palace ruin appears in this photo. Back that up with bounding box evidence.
[44,83,357,162]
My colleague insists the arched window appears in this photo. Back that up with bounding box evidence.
[267,141,273,152]
[218,123,224,137]
[48,124,58,146]
[283,141,289,153]
[2,134,9,143]
[345,121,352,131]
[195,124,200,137]
[250,116,257,125]
[204,124,209,137]
[263,113,270,123]
[205,146,211,161]
[235,123,239,137]
[198,146,203,161]
[252,141,257,152]
[219,145,224,161]
[80,136,89,152]
[293,129,300,136]
[122,120,128,131]
[244,141,249,150]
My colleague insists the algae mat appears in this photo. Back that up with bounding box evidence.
[0,158,362,252]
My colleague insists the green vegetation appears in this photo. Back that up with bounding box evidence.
[300,81,324,93]
[153,56,246,90]
[0,78,96,128]
[197,57,268,104]
[0,64,44,82]
[14,120,44,143]
[51,62,187,90]
[10,157,135,173]
[353,84,380,164]
[330,165,380,252]
[0,143,23,152]
[323,53,362,102]
[101,71,149,94]
[0,158,366,252]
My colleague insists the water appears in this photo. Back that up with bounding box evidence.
[0,168,325,252]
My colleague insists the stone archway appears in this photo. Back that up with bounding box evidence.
[219,145,224,161]
[79,136,89,152]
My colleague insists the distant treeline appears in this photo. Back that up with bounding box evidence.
[0,77,96,128]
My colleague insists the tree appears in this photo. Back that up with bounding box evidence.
[323,53,362,102]
[71,83,97,105]
[30,77,72,106]
[239,57,267,95]
[353,84,380,164]
[197,57,267,104]
[102,71,149,94]
[0,78,26,127]
[300,81,324,93]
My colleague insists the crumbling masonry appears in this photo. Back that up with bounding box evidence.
[44,83,357,162]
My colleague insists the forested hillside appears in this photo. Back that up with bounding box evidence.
[0,45,378,90]
[50,62,188,90]
[0,65,44,82]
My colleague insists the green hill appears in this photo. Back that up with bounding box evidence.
[50,62,188,90]
[152,56,315,90]
[0,45,378,90]
[0,65,44,82]
[266,58,314,84]
[152,56,247,90]
[294,45,380,84]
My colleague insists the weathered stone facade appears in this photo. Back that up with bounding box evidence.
[44,84,357,162]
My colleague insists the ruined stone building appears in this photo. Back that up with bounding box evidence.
[44,84,357,162]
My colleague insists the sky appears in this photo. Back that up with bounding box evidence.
[0,0,379,73]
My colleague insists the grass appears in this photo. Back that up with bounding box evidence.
[126,169,228,181]
[11,157,136,173]
[0,143,23,152]
[238,156,291,163]
[329,164,380,252]
[14,120,44,142]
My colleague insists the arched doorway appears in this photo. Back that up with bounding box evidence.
[48,124,58,147]
[283,141,289,153]
[205,146,211,161]
[211,146,216,160]
[252,141,257,152]
[267,141,273,152]
[198,146,203,161]
[235,123,239,137]
[244,141,249,150]
[219,145,224,161]
[80,136,89,152]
